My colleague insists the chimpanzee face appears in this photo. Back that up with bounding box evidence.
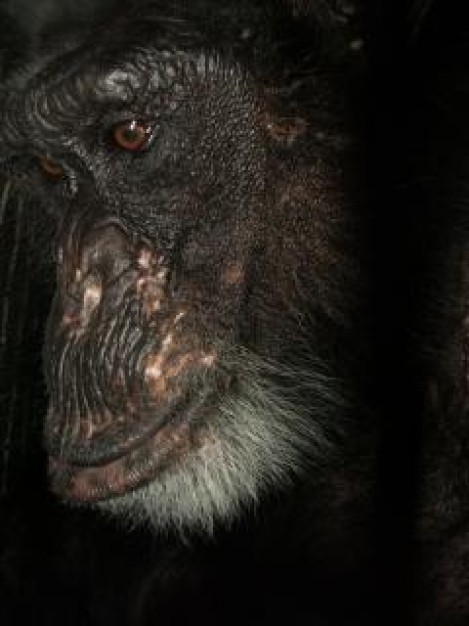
[0,0,355,531]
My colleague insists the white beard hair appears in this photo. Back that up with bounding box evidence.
[92,347,345,535]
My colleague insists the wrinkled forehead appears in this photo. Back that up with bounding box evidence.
[3,0,278,108]
[0,1,276,153]
[7,10,209,93]
[0,17,263,160]
[19,48,205,111]
[1,8,245,147]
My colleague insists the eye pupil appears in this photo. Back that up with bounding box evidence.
[113,120,150,151]
[123,128,138,142]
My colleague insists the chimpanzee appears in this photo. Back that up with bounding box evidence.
[0,1,377,624]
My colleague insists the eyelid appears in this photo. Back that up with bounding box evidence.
[98,107,155,127]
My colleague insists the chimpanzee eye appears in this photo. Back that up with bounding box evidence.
[38,156,65,179]
[112,120,151,152]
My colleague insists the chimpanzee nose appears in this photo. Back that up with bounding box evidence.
[58,223,133,328]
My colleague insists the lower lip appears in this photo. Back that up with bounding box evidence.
[48,415,195,502]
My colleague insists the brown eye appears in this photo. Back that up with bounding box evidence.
[38,156,64,179]
[112,120,151,152]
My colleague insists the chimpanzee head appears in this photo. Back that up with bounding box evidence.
[0,0,363,531]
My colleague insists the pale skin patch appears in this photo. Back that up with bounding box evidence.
[82,276,102,321]
[144,330,174,395]
[137,246,157,270]
[161,333,173,350]
[136,276,164,315]
[144,316,217,400]
[174,310,186,325]
[136,247,168,317]
[60,272,102,330]
[145,348,217,397]
[157,268,168,281]
[136,246,166,270]
[200,353,216,367]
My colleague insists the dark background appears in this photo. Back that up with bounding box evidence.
[1,1,468,624]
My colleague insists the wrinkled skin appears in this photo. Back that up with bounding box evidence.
[0,1,375,623]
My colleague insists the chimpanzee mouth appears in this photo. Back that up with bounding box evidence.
[44,312,223,502]
[44,335,221,502]
[46,390,218,503]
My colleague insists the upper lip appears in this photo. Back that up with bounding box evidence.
[44,396,185,467]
